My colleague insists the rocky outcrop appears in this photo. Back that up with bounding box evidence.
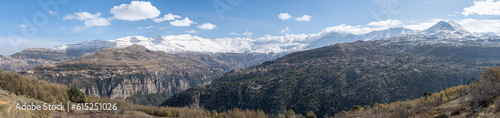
[22,45,277,105]
[79,74,193,99]
[10,48,71,61]
[2,48,84,72]
[1,56,60,72]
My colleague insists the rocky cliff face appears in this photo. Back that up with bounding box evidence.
[10,48,72,61]
[22,45,277,105]
[1,48,74,72]
[79,73,194,99]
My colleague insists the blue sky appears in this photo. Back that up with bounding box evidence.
[1,0,500,55]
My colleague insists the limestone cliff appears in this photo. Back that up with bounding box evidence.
[22,45,276,105]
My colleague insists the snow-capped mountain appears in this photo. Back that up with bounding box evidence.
[49,21,498,55]
[380,21,500,46]
[50,27,414,54]
[425,21,468,34]
[305,27,416,49]
[52,35,254,55]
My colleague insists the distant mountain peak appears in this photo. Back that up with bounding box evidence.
[45,20,489,57]
[124,44,150,51]
[425,20,468,33]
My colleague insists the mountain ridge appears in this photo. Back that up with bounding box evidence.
[425,20,469,34]
[160,23,500,116]
[23,44,278,105]
[46,21,496,56]
[4,20,495,73]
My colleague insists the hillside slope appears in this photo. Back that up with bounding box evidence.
[161,37,500,116]
[1,23,418,72]
[335,67,500,118]
[23,45,275,105]
[0,71,307,117]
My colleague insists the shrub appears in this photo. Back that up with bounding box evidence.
[352,105,362,111]
[0,71,69,102]
[470,67,500,107]
[68,86,85,103]
[495,98,500,113]
[423,91,433,97]
[435,114,449,118]
[306,111,317,118]
[285,110,296,118]
[451,105,465,116]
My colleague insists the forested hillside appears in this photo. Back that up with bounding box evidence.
[162,39,500,116]
[335,66,500,118]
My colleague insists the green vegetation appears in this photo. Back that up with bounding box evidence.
[22,45,275,106]
[125,92,172,105]
[0,71,69,103]
[334,67,500,118]
[163,40,500,116]
[351,105,362,111]
[306,111,317,118]
[334,83,469,117]
[68,86,85,103]
[1,67,307,117]
[423,91,433,97]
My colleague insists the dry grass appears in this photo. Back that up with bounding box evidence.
[0,70,309,117]
[334,80,470,118]
[0,72,69,103]
[334,67,500,118]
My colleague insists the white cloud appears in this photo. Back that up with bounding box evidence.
[322,24,377,35]
[48,11,57,14]
[255,34,308,42]
[278,13,292,20]
[243,31,252,36]
[110,1,161,21]
[138,25,156,30]
[153,13,182,23]
[403,19,443,30]
[458,18,500,33]
[228,32,240,35]
[280,27,290,33]
[185,30,197,33]
[60,26,67,29]
[367,20,402,27]
[69,26,109,33]
[158,27,167,30]
[294,15,312,21]
[319,20,406,35]
[18,24,26,28]
[84,17,111,27]
[462,0,500,16]
[63,12,110,27]
[170,17,195,26]
[197,23,217,30]
[63,12,101,21]
[228,31,252,37]
[146,25,155,29]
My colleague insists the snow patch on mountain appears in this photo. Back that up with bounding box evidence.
[50,21,499,54]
